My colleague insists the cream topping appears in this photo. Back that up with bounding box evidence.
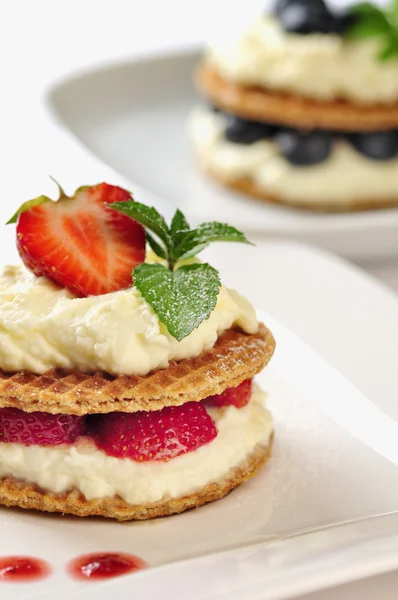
[0,385,272,505]
[0,264,257,376]
[191,107,398,205]
[208,16,398,104]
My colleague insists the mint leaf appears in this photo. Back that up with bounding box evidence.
[111,200,172,251]
[6,195,52,225]
[174,222,252,262]
[109,203,253,267]
[351,2,385,18]
[170,209,190,236]
[348,0,398,61]
[349,4,390,35]
[379,36,398,60]
[146,232,167,259]
[348,20,389,39]
[133,262,221,341]
[109,204,253,337]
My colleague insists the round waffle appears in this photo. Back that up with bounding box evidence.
[196,63,398,132]
[0,323,275,415]
[0,440,272,521]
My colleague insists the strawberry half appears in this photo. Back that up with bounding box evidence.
[15,183,145,297]
[205,379,253,409]
[0,407,86,446]
[88,402,218,462]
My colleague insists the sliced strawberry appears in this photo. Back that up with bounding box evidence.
[16,183,145,297]
[88,402,218,462]
[205,379,253,409]
[0,408,86,446]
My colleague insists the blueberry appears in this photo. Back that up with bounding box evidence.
[274,0,336,35]
[275,129,333,165]
[273,0,323,18]
[225,116,278,144]
[348,131,398,161]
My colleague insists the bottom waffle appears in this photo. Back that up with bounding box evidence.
[0,439,272,521]
[204,167,398,213]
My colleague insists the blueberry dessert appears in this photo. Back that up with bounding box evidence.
[191,0,398,211]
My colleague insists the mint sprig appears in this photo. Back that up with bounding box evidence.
[111,201,251,269]
[111,201,252,341]
[347,0,398,61]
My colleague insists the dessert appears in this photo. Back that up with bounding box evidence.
[0,181,275,521]
[191,0,398,211]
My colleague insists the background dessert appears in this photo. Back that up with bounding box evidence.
[191,0,398,211]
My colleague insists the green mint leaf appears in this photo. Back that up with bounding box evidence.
[174,222,252,262]
[348,0,398,62]
[6,195,52,225]
[379,37,398,60]
[111,200,172,251]
[348,19,390,39]
[348,4,390,36]
[170,209,190,236]
[133,262,221,341]
[146,232,167,259]
[350,2,385,18]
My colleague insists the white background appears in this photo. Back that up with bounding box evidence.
[1,1,398,598]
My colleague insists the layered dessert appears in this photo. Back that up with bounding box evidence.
[191,0,398,211]
[0,182,275,521]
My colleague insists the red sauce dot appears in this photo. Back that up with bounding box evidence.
[0,556,52,582]
[68,552,147,581]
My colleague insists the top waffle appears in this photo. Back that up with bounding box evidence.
[0,323,276,415]
[196,64,398,132]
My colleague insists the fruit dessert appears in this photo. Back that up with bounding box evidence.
[191,0,398,211]
[0,181,276,521]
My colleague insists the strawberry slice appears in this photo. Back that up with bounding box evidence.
[0,407,86,446]
[205,379,253,409]
[15,183,145,297]
[88,402,218,462]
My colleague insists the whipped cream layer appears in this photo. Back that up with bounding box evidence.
[191,108,398,205]
[0,385,272,505]
[208,16,398,104]
[0,264,257,376]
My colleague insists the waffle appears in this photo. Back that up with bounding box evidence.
[0,323,275,415]
[202,167,398,212]
[0,440,272,521]
[196,63,398,132]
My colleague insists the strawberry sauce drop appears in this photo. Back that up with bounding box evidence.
[68,552,147,581]
[0,556,52,582]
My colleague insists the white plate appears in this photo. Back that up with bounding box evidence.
[45,48,398,261]
[2,309,398,600]
[2,239,398,600]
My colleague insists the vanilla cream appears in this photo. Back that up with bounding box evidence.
[208,16,398,104]
[0,264,257,376]
[0,385,272,505]
[191,107,398,206]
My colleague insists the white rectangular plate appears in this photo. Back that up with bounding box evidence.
[2,310,398,600]
[45,48,398,261]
